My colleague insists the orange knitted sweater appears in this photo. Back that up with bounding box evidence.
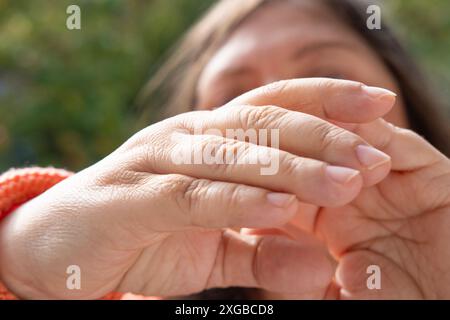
[0,167,157,300]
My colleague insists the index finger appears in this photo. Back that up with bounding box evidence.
[225,78,397,123]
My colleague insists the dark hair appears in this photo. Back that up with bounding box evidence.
[138,0,450,298]
[326,0,450,156]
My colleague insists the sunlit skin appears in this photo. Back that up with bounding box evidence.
[0,0,449,300]
[197,1,450,299]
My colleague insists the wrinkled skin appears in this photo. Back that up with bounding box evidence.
[196,0,450,299]
[0,0,449,300]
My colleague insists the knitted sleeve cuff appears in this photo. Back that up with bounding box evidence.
[0,167,154,300]
[0,167,73,220]
[0,167,72,300]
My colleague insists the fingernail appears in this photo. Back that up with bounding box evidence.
[361,85,397,102]
[325,166,360,184]
[356,145,391,170]
[266,192,297,208]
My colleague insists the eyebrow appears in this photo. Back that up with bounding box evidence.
[216,40,356,79]
[289,40,356,61]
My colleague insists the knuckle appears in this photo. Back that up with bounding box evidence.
[217,138,245,165]
[139,142,165,172]
[311,120,354,153]
[170,177,244,228]
[94,168,146,188]
[169,110,211,132]
[315,77,362,92]
[200,136,243,172]
[157,174,192,198]
[239,105,287,129]
[280,153,305,177]
[171,176,211,225]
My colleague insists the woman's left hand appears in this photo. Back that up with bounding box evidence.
[229,79,450,299]
[313,118,450,299]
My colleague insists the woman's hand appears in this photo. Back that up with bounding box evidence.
[313,119,450,299]
[237,79,450,299]
[0,79,396,299]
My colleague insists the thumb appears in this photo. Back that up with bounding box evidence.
[205,229,335,296]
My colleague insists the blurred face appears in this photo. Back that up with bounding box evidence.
[196,0,408,127]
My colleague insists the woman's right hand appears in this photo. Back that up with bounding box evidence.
[0,79,396,299]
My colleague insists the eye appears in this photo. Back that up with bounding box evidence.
[309,71,346,80]
[301,66,348,81]
[321,73,345,80]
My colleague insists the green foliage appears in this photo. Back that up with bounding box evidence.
[385,0,450,102]
[0,0,448,171]
[0,0,214,170]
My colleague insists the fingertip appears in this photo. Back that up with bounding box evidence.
[266,192,298,210]
[328,83,396,123]
[361,85,397,99]
[261,192,299,225]
[325,166,360,185]
[361,160,392,187]
[322,166,363,207]
[355,145,392,186]
[237,192,299,229]
[358,84,397,117]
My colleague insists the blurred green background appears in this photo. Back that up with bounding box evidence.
[0,0,449,171]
